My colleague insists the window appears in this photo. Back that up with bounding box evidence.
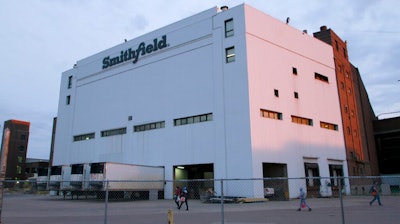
[66,95,71,105]
[174,113,213,126]
[320,121,338,131]
[335,40,339,51]
[344,105,349,113]
[134,121,165,132]
[337,64,343,73]
[226,47,235,63]
[343,48,347,58]
[68,76,73,89]
[225,19,234,37]
[347,88,352,94]
[51,166,62,175]
[17,166,22,175]
[18,156,23,163]
[73,133,95,141]
[71,164,84,174]
[20,134,26,140]
[18,145,25,152]
[90,163,104,174]
[101,127,127,137]
[291,115,313,126]
[314,72,329,83]
[292,67,297,75]
[274,89,279,97]
[294,92,299,99]
[260,109,282,120]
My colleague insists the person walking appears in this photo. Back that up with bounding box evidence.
[297,187,312,211]
[178,187,189,211]
[174,186,181,208]
[369,181,382,206]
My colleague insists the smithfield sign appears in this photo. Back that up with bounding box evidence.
[102,35,168,69]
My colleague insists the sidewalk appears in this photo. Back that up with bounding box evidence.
[2,193,399,224]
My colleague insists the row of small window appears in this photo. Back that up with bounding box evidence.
[224,18,235,63]
[73,113,213,141]
[260,109,338,131]
[292,67,329,83]
[225,16,330,82]
[274,89,299,99]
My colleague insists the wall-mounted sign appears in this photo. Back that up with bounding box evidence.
[102,35,168,69]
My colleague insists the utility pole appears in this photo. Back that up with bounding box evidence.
[0,128,10,224]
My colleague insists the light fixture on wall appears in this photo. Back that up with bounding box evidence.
[177,166,185,169]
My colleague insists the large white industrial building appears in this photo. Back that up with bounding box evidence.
[54,4,349,199]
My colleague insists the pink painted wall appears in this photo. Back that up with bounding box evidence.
[243,5,346,178]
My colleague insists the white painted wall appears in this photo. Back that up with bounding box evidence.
[54,4,348,198]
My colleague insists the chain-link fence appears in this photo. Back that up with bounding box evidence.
[1,176,399,223]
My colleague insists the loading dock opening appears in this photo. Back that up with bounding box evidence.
[174,163,214,199]
[263,163,289,200]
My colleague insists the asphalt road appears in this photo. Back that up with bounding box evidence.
[2,193,399,224]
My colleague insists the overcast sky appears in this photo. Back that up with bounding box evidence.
[1,0,399,160]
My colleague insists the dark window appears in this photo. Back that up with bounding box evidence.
[50,166,62,175]
[90,163,104,174]
[225,19,234,37]
[134,121,165,132]
[292,67,297,75]
[73,133,95,141]
[294,92,299,99]
[274,89,279,97]
[18,145,25,152]
[226,47,235,63]
[68,76,73,89]
[314,73,329,83]
[66,95,71,105]
[101,127,127,137]
[174,113,213,126]
[71,164,84,174]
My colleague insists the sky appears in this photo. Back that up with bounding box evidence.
[1,0,399,160]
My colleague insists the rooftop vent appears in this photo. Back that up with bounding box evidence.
[320,25,327,31]
[220,6,229,11]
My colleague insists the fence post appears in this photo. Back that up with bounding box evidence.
[338,178,345,224]
[220,179,224,224]
[168,209,174,224]
[104,180,109,224]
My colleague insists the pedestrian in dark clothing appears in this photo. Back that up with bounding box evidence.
[178,187,189,211]
[369,181,382,206]
[174,186,181,208]
[297,187,311,211]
